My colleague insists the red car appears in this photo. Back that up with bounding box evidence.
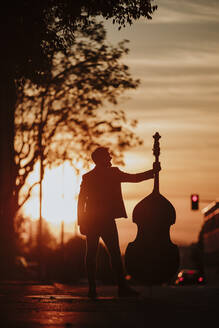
[174,269,206,286]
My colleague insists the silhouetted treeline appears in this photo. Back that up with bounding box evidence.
[16,230,115,284]
[11,214,206,284]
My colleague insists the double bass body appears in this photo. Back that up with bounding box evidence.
[125,133,179,285]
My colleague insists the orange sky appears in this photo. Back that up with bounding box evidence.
[22,0,219,254]
[105,0,219,252]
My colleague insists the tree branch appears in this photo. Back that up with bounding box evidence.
[18,181,40,210]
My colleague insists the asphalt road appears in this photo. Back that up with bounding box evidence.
[0,281,218,327]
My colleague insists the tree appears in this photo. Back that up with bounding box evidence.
[15,22,141,220]
[0,0,157,276]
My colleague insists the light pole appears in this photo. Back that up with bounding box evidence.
[37,87,48,280]
[61,159,66,248]
[37,109,43,280]
[61,219,64,248]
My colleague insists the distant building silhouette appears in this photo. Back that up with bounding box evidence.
[201,201,219,283]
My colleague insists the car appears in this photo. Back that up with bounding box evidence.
[174,269,206,286]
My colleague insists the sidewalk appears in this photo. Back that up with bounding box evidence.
[0,281,218,327]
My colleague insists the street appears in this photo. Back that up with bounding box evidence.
[0,281,218,327]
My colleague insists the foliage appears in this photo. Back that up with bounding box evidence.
[23,234,113,283]
[2,1,157,82]
[0,0,157,277]
[15,22,142,212]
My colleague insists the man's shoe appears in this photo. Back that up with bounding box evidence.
[118,286,139,298]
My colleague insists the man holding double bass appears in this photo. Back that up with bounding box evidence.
[77,146,161,298]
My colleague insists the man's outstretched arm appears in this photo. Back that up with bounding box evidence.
[117,162,161,183]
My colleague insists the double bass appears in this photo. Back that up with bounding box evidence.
[125,132,179,284]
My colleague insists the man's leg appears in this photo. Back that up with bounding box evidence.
[86,232,99,297]
[101,220,139,297]
[101,220,125,287]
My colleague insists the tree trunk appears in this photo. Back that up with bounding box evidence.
[0,70,17,278]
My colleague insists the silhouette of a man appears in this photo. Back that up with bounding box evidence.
[77,147,161,298]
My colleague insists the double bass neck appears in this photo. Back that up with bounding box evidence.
[152,132,161,194]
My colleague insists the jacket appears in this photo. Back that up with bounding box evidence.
[77,166,154,228]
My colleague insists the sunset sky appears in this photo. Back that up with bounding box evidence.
[23,0,219,254]
[105,0,219,252]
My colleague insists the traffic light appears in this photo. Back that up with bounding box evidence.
[191,194,199,210]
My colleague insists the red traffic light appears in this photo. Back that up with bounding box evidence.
[192,194,198,202]
[191,194,199,210]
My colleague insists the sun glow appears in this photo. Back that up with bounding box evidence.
[22,161,85,226]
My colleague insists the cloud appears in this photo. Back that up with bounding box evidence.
[125,49,219,68]
[118,38,219,118]
[148,0,219,24]
[104,0,219,247]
